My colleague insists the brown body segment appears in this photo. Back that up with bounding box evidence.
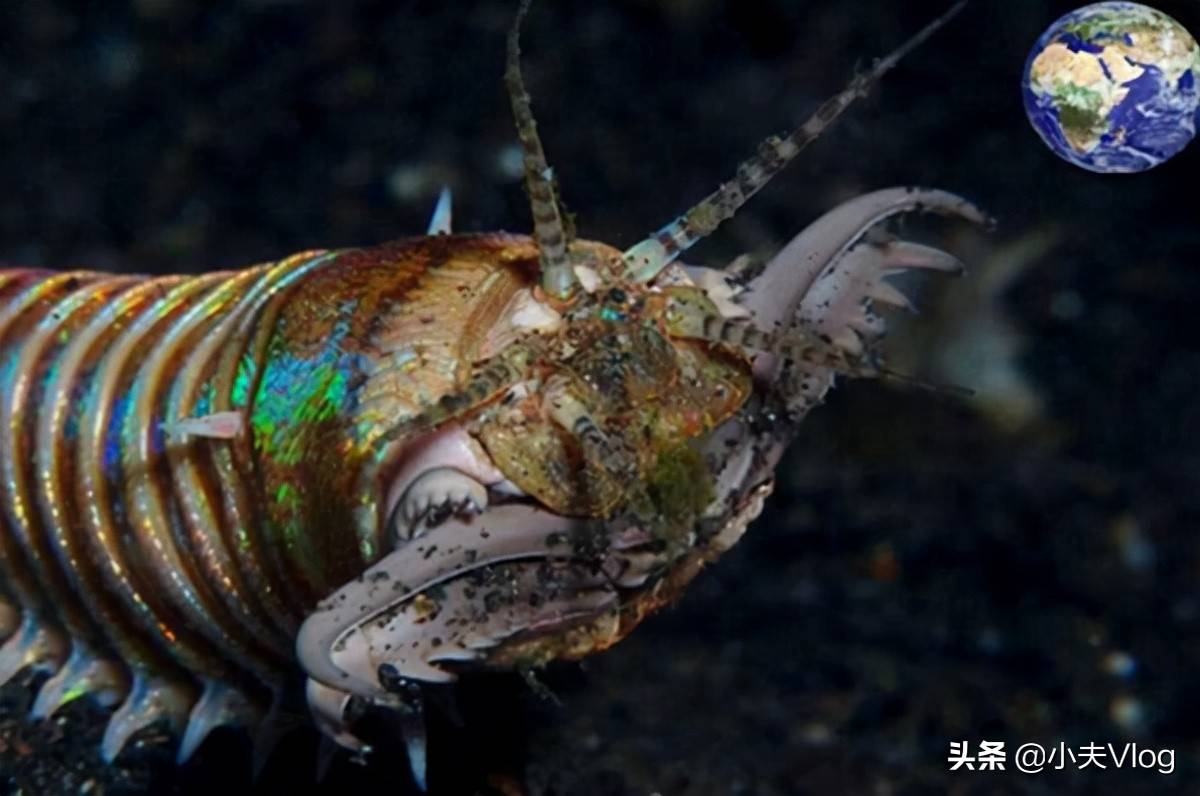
[4,275,138,649]
[0,272,109,636]
[39,276,193,681]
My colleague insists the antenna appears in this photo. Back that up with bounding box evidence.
[620,2,970,283]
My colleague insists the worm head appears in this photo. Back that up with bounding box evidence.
[295,2,984,779]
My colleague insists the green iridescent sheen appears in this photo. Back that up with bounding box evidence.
[250,281,376,598]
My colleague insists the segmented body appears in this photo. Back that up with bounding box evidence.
[0,234,576,725]
[0,257,298,693]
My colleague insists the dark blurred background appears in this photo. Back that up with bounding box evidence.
[1,0,1198,793]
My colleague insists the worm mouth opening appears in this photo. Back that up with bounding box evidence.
[297,491,681,700]
[301,414,769,760]
[297,504,600,699]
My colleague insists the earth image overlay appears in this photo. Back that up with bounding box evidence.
[1023,2,1200,173]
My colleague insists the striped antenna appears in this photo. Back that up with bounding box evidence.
[505,0,580,302]
[621,1,968,283]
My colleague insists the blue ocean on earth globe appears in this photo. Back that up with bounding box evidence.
[1022,2,1200,173]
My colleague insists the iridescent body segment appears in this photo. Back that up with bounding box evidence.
[0,259,323,688]
[0,237,582,743]
[0,231,743,699]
